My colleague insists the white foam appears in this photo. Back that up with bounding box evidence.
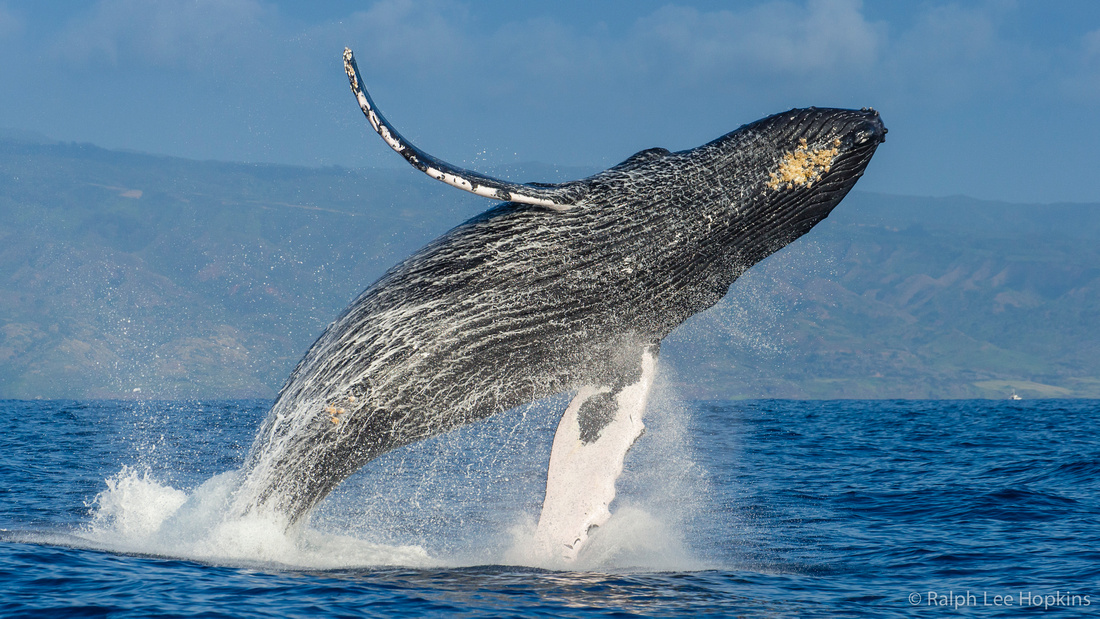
[75,378,711,572]
[80,467,434,569]
[502,504,701,572]
[89,466,188,539]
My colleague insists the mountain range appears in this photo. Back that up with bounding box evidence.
[1,136,1097,399]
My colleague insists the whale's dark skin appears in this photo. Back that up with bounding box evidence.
[230,49,886,526]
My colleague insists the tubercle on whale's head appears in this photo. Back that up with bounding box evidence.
[649,106,887,271]
[693,106,886,229]
[749,107,886,196]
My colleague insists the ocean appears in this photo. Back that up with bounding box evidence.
[1,396,1096,617]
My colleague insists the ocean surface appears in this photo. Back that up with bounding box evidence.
[1,395,1097,617]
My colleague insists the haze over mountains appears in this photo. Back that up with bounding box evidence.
[1,136,1097,400]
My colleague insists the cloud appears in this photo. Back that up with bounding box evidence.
[0,2,23,40]
[291,0,899,166]
[13,0,1100,201]
[630,0,883,81]
[362,0,884,91]
[313,0,889,124]
[39,0,889,108]
[1058,27,1100,101]
[887,3,1009,103]
[53,0,276,70]
[315,0,1085,121]
[341,0,471,70]
[901,3,1001,63]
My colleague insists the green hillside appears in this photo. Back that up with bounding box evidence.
[1,139,1097,399]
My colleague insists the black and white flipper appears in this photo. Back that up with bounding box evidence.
[343,48,583,211]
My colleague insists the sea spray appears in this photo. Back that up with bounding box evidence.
[84,465,432,568]
[79,384,710,571]
[493,372,710,571]
[88,466,188,539]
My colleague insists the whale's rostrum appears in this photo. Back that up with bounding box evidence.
[229,48,886,560]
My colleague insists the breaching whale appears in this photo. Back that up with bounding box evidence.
[230,48,886,560]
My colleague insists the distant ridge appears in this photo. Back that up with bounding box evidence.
[1,137,1097,399]
[0,127,55,145]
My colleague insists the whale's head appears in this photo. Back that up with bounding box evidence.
[680,106,887,267]
[751,107,885,198]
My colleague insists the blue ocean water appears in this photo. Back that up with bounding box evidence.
[1,396,1097,617]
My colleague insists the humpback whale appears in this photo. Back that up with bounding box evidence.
[231,48,886,560]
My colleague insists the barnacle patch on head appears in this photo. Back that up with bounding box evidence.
[767,138,841,191]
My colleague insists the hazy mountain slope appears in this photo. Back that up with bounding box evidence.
[666,194,1100,398]
[1,140,1097,399]
[0,140,486,397]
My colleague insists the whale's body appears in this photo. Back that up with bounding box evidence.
[231,49,886,558]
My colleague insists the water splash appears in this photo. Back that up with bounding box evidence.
[76,379,710,572]
[82,466,433,568]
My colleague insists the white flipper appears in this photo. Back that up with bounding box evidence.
[534,347,658,561]
[343,48,584,211]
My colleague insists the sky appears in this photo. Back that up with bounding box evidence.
[3,0,1100,203]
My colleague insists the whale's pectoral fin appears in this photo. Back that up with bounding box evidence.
[343,48,587,211]
[534,345,659,562]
